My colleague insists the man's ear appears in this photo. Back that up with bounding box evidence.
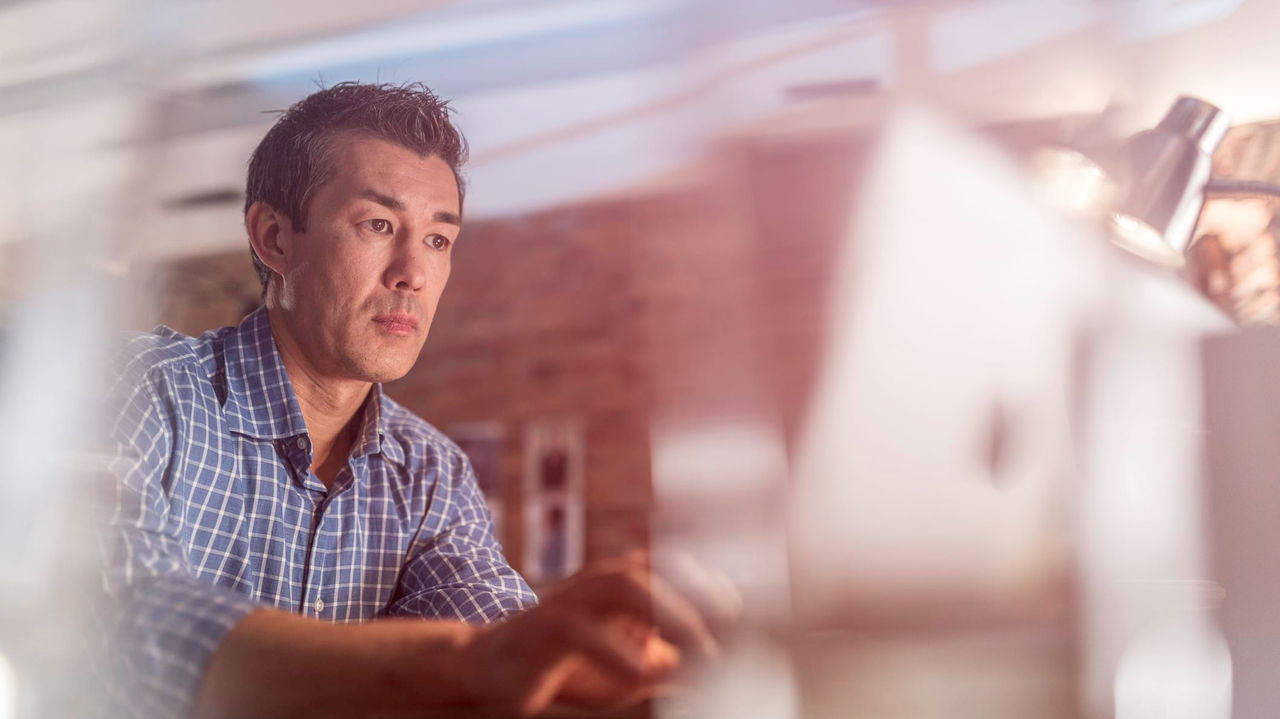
[245,201,292,278]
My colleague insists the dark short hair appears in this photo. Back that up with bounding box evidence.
[243,81,469,291]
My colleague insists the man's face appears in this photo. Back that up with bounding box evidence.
[272,133,461,383]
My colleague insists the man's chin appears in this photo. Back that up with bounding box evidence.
[362,369,412,384]
[342,353,418,384]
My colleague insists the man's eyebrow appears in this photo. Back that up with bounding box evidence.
[358,188,405,212]
[357,188,459,226]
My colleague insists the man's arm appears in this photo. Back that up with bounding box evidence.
[189,448,732,718]
[384,451,536,622]
[102,363,477,719]
[101,364,264,719]
[106,362,732,718]
[191,552,727,719]
[190,609,475,718]
[369,449,736,715]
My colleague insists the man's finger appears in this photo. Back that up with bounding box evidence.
[587,568,720,661]
[559,613,651,682]
[655,551,743,634]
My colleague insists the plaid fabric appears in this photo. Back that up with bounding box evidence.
[101,306,535,719]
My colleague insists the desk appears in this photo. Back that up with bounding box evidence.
[374,700,657,719]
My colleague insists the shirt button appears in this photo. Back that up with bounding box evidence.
[314,598,325,613]
[297,437,308,450]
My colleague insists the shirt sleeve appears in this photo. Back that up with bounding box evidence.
[384,451,537,623]
[98,364,261,719]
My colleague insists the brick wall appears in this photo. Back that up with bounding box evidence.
[387,201,657,581]
[138,119,1065,588]
[142,196,684,583]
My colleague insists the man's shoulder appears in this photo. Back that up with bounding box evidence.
[110,324,233,397]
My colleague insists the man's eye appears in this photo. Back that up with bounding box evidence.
[429,235,452,251]
[364,219,393,234]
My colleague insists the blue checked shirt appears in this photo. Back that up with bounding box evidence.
[101,306,536,719]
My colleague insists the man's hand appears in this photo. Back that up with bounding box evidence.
[459,551,740,716]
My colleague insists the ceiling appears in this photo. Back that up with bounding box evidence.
[0,0,1273,262]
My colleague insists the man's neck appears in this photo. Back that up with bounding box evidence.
[265,308,371,489]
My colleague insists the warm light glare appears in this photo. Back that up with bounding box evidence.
[1109,213,1188,267]
[1032,146,1120,218]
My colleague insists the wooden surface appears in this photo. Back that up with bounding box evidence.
[371,701,656,719]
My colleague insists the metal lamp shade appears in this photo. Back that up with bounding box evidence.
[1108,97,1231,267]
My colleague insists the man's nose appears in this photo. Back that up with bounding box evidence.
[387,241,428,291]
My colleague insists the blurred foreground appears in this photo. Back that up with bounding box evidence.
[5,1,1280,717]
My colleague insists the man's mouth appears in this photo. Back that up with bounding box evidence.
[372,313,419,335]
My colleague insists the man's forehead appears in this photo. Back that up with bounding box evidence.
[324,133,460,212]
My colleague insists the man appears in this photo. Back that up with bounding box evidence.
[103,82,734,719]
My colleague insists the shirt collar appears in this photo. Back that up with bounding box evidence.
[223,306,408,466]
[351,384,407,466]
[222,306,310,440]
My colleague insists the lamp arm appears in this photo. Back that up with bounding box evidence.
[1204,179,1280,199]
